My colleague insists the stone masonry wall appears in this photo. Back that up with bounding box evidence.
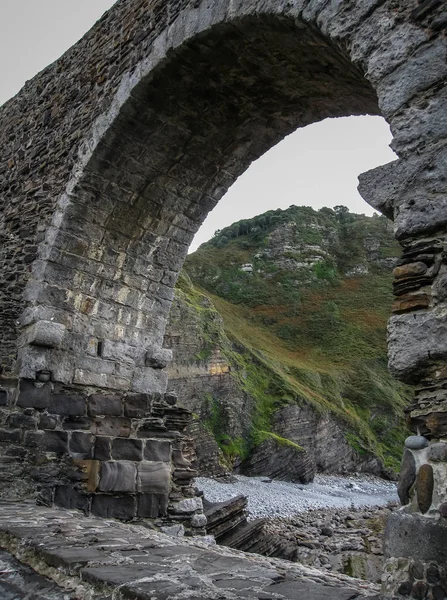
[0,0,446,595]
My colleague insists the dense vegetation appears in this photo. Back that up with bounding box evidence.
[180,205,410,473]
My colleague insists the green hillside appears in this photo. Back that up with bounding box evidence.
[181,205,411,474]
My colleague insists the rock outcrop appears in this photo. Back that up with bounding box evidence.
[165,207,410,482]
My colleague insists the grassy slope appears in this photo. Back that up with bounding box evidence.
[182,206,411,472]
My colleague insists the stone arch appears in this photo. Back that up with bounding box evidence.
[0,2,446,596]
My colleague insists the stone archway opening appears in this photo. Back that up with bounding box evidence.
[165,111,403,487]
[22,15,380,390]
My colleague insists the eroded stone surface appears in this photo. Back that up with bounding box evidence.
[0,502,380,599]
[416,464,434,514]
[398,450,416,506]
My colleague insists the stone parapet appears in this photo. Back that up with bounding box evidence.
[0,380,204,531]
[0,501,380,599]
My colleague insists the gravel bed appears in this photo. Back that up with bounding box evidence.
[197,474,398,519]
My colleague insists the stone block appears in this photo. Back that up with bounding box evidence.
[0,429,21,443]
[137,493,169,518]
[25,430,68,454]
[0,390,8,406]
[73,459,100,492]
[111,438,143,461]
[17,380,51,409]
[137,462,171,494]
[145,347,172,369]
[54,485,90,513]
[70,432,95,458]
[124,393,152,418]
[49,394,86,416]
[428,443,447,462]
[24,320,66,349]
[388,312,447,383]
[7,413,36,429]
[416,464,434,514]
[398,449,416,506]
[38,415,58,430]
[99,461,137,493]
[164,392,177,406]
[171,497,203,514]
[62,416,92,430]
[144,439,171,462]
[92,417,131,437]
[73,369,129,390]
[88,394,122,417]
[131,367,167,394]
[385,512,447,562]
[91,494,136,521]
[94,436,111,461]
[191,514,207,528]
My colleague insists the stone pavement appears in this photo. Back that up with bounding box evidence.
[0,501,381,599]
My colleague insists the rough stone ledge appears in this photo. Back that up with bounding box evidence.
[0,502,381,599]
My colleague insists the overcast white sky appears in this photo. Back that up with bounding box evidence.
[0,1,396,252]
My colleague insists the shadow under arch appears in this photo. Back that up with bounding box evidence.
[21,13,382,390]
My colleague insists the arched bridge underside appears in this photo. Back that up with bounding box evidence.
[0,1,446,596]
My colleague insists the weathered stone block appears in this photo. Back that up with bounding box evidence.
[54,485,90,513]
[164,392,177,406]
[17,380,51,409]
[62,417,92,431]
[0,429,21,443]
[385,512,447,562]
[124,393,152,418]
[25,430,68,454]
[99,461,137,493]
[70,432,95,458]
[131,367,167,394]
[91,494,136,521]
[137,462,170,494]
[416,464,434,514]
[88,394,122,417]
[0,391,8,406]
[24,321,66,349]
[137,493,169,518]
[111,438,143,461]
[94,436,111,461]
[428,443,447,462]
[394,262,428,280]
[388,312,447,383]
[191,513,207,528]
[144,439,171,462]
[145,347,172,369]
[38,415,58,430]
[73,370,129,390]
[73,459,100,492]
[49,394,86,416]
[398,449,416,506]
[171,497,203,514]
[92,417,131,437]
[7,413,35,429]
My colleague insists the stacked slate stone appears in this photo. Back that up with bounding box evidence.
[382,239,447,598]
[0,381,206,533]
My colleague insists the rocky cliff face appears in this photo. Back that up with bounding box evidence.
[165,206,411,481]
